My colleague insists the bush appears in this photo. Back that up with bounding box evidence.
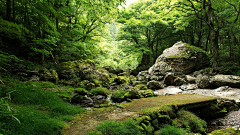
[89,119,141,135]
[172,110,207,134]
[112,90,127,102]
[90,87,110,96]
[154,125,187,135]
[216,61,240,75]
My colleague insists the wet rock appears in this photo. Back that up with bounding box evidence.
[147,80,165,90]
[180,84,198,90]
[196,75,210,88]
[210,75,240,88]
[71,95,94,107]
[174,77,187,86]
[136,71,149,81]
[214,86,231,92]
[185,75,196,83]
[164,73,175,85]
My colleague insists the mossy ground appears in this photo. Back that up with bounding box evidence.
[122,94,216,112]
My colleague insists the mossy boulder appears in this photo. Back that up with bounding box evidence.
[77,80,95,90]
[58,59,95,80]
[84,68,111,87]
[39,68,58,83]
[114,76,129,85]
[139,90,154,98]
[155,41,210,74]
[134,84,148,90]
[90,87,111,96]
[124,88,141,100]
[111,90,127,102]
[102,66,123,74]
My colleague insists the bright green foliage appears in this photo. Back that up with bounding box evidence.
[208,127,240,135]
[0,80,85,134]
[172,110,207,134]
[90,87,110,96]
[88,119,141,135]
[155,125,187,135]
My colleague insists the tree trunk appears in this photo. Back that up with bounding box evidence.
[139,53,150,67]
[6,0,11,21]
[208,0,219,69]
[12,0,15,22]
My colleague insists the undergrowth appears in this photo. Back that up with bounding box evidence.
[0,78,85,135]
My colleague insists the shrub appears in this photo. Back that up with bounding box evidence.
[154,125,187,135]
[90,87,110,96]
[172,110,207,134]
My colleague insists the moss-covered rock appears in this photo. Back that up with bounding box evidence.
[58,59,95,80]
[208,127,240,135]
[39,68,59,83]
[147,80,165,90]
[114,76,130,85]
[90,87,110,96]
[134,84,148,90]
[139,90,154,98]
[111,90,127,102]
[124,88,141,100]
[77,80,95,90]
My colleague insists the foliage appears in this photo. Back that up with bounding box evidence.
[216,61,240,75]
[0,80,85,134]
[172,110,207,134]
[154,125,187,135]
[90,87,111,96]
[87,119,141,135]
[208,127,240,135]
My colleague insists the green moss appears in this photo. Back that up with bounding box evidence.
[208,127,240,135]
[90,87,110,96]
[112,90,127,102]
[139,90,154,98]
[134,84,148,90]
[172,110,207,134]
[75,88,88,95]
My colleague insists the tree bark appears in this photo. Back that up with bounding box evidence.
[208,0,219,69]
[6,0,11,21]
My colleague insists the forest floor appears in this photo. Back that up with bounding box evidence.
[62,94,215,135]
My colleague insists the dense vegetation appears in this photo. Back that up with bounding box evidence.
[1,0,240,134]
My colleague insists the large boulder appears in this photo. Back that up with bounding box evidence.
[136,42,210,88]
[154,41,210,74]
[210,75,240,88]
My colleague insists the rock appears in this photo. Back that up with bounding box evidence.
[58,59,95,80]
[196,75,210,88]
[155,41,210,74]
[134,84,148,90]
[147,80,164,90]
[71,95,94,107]
[39,68,58,83]
[214,86,230,92]
[164,73,175,85]
[148,62,172,77]
[139,90,154,98]
[124,89,141,100]
[136,70,149,81]
[210,75,240,88]
[180,84,198,90]
[185,75,196,83]
[85,107,93,111]
[29,75,40,82]
[174,77,187,86]
[77,80,95,90]
[114,76,129,85]
[164,86,183,95]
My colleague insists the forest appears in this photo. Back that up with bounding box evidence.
[1,0,240,134]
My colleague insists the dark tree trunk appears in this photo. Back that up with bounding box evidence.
[6,0,11,21]
[12,0,15,22]
[139,53,150,67]
[208,0,219,69]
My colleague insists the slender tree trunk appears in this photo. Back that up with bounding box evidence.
[6,0,11,21]
[139,53,150,67]
[12,0,15,22]
[208,0,219,69]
